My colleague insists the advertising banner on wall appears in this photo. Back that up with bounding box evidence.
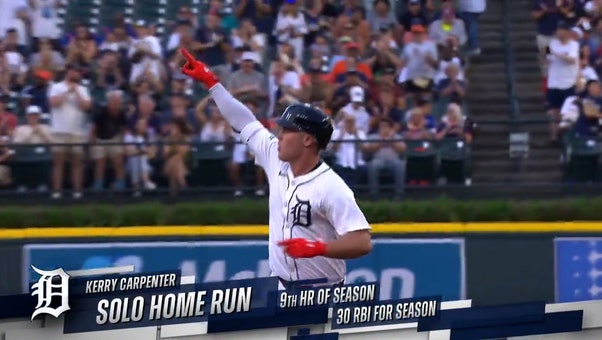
[555,237,602,302]
[23,239,465,301]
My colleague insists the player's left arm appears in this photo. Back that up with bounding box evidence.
[322,187,372,259]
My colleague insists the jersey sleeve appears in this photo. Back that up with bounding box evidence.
[324,184,371,236]
[240,120,279,172]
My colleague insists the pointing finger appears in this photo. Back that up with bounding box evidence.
[180,48,195,63]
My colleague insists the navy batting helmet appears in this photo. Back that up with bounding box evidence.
[276,104,334,150]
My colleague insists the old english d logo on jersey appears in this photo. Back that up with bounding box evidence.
[290,196,312,228]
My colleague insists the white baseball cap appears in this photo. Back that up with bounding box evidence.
[241,51,257,62]
[26,105,41,115]
[350,86,364,103]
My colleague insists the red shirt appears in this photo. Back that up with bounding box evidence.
[0,112,18,134]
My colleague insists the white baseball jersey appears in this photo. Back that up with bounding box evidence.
[240,121,371,284]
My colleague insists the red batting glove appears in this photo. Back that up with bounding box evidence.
[278,238,327,258]
[180,48,219,89]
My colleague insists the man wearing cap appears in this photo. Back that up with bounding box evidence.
[400,24,438,99]
[329,42,373,82]
[546,22,580,142]
[226,51,267,104]
[337,86,371,134]
[21,70,51,115]
[13,105,52,145]
[48,63,92,199]
[128,19,163,86]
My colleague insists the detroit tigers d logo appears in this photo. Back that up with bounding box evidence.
[290,196,312,227]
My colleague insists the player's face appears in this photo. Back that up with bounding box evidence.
[277,128,309,161]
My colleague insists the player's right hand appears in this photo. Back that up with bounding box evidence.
[180,48,219,89]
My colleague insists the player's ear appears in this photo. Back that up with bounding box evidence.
[302,133,314,148]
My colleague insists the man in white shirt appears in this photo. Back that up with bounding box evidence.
[181,48,372,290]
[337,86,371,134]
[48,64,92,199]
[546,22,580,142]
[129,20,164,85]
[329,114,366,187]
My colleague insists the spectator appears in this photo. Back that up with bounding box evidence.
[20,70,52,116]
[5,28,28,59]
[334,6,371,47]
[30,39,65,77]
[308,34,332,58]
[90,90,127,191]
[128,95,163,138]
[234,0,274,37]
[268,57,302,117]
[13,105,52,144]
[399,24,438,100]
[12,105,52,191]
[196,9,230,67]
[365,118,406,197]
[274,0,308,61]
[402,107,434,140]
[429,9,467,48]
[124,117,157,194]
[29,0,61,51]
[459,0,486,55]
[436,103,472,142]
[301,63,333,110]
[436,63,467,103]
[199,105,231,143]
[365,29,402,75]
[398,0,429,42]
[336,86,371,133]
[65,24,98,66]
[48,64,92,199]
[231,19,267,60]
[547,22,580,142]
[163,118,192,197]
[368,68,404,133]
[332,67,370,112]
[0,0,28,42]
[369,67,404,109]
[128,20,164,86]
[166,20,198,59]
[0,94,18,137]
[95,49,126,90]
[0,137,12,187]
[1,42,27,91]
[164,93,199,133]
[330,113,367,186]
[532,0,573,77]
[226,51,268,104]
[434,43,465,87]
[229,100,266,197]
[368,0,398,34]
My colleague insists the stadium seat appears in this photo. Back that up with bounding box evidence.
[10,145,52,189]
[438,137,468,161]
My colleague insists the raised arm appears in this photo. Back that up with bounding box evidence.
[180,48,279,174]
[180,48,256,133]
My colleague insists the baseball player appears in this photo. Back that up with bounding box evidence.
[180,48,372,290]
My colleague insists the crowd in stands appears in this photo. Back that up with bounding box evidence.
[0,0,483,199]
[533,0,602,181]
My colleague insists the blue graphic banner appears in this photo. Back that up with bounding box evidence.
[555,237,602,302]
[23,239,465,301]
